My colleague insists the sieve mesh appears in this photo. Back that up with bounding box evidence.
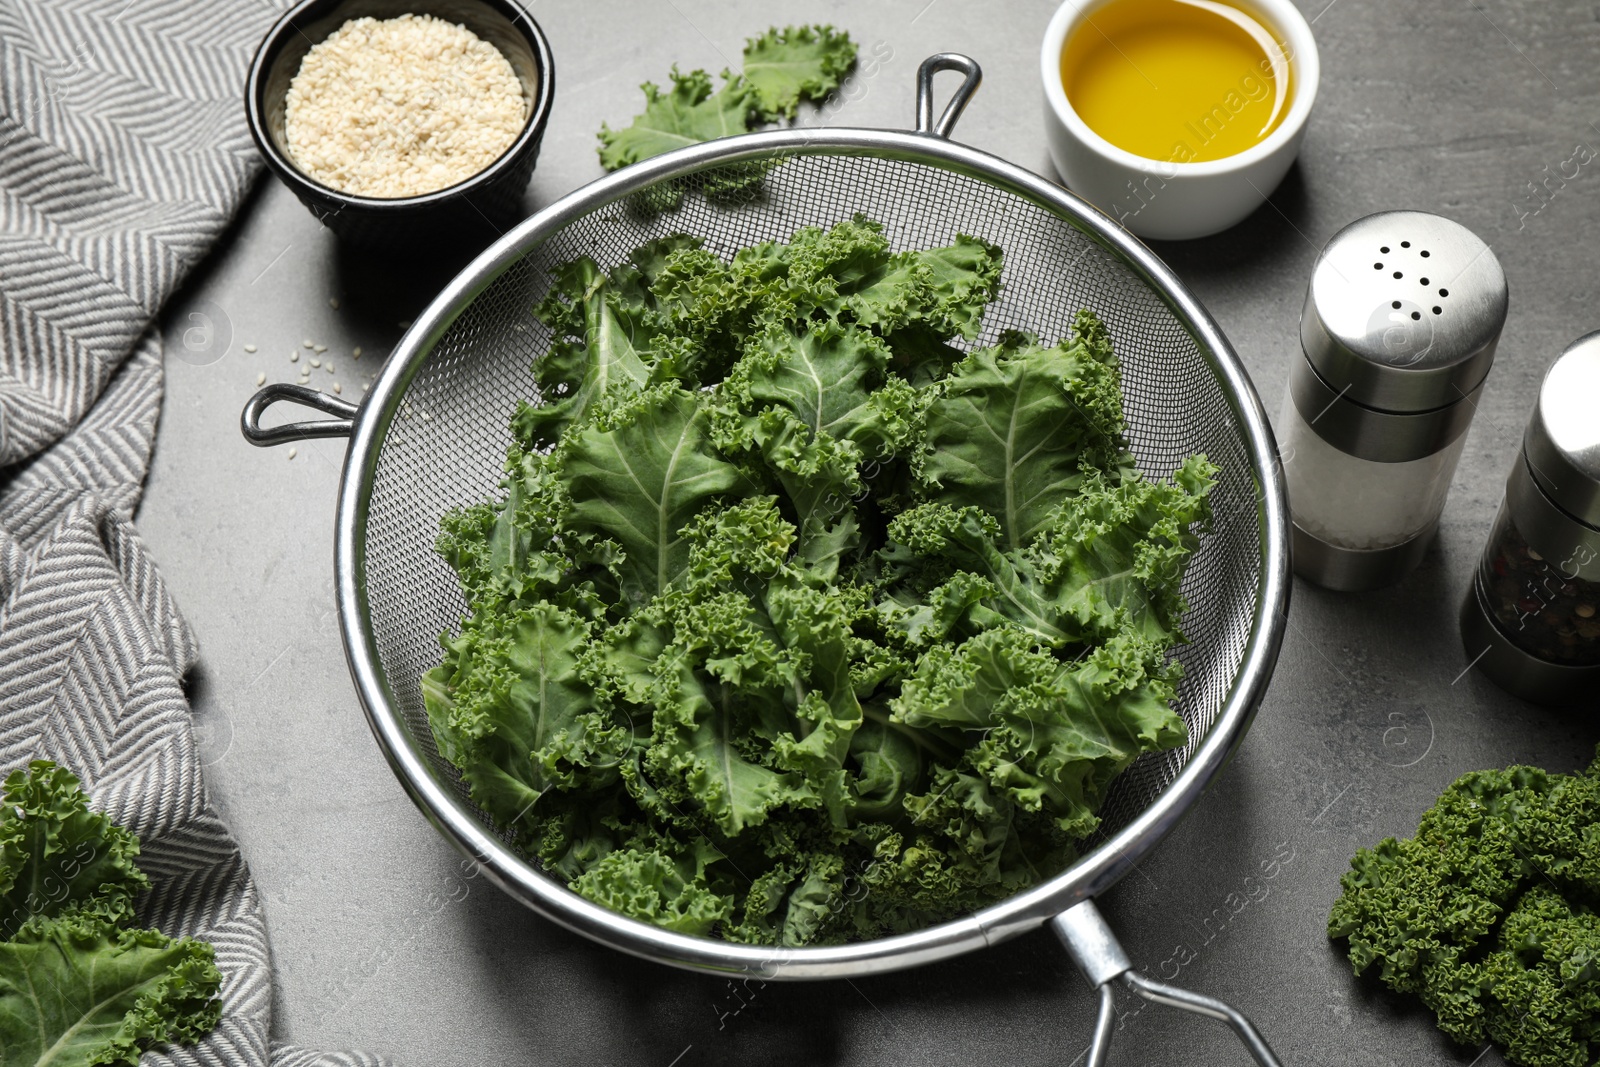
[358,150,1263,868]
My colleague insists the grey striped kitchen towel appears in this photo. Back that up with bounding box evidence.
[1,1,384,1063]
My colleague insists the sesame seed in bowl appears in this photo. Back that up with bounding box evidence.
[246,0,555,254]
[284,14,528,199]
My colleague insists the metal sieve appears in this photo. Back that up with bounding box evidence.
[241,55,1291,1065]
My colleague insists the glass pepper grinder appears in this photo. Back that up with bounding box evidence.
[1460,331,1600,706]
[1278,210,1508,591]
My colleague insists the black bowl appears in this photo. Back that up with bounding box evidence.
[246,0,555,254]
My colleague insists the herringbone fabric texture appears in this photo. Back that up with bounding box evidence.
[1,2,388,1063]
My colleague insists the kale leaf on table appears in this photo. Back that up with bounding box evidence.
[596,25,858,211]
[0,761,221,1066]
[598,25,857,170]
[739,25,860,122]
[596,67,755,174]
[425,215,1216,946]
[1329,751,1600,1067]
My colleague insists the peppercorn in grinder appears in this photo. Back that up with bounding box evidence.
[1461,332,1600,707]
[1278,211,1508,591]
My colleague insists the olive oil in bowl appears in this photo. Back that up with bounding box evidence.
[1061,0,1292,163]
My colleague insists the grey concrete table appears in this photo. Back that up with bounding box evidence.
[143,1,1600,1064]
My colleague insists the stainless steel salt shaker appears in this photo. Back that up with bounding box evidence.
[1460,332,1600,706]
[1278,210,1508,591]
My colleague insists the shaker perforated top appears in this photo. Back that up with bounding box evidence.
[1300,210,1507,413]
[1525,331,1600,527]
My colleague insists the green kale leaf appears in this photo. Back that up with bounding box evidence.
[595,25,860,212]
[920,319,1130,552]
[892,627,1185,837]
[0,919,221,1067]
[740,25,858,121]
[1329,750,1600,1065]
[514,254,658,448]
[561,384,755,604]
[0,762,221,1066]
[597,67,753,173]
[0,762,145,937]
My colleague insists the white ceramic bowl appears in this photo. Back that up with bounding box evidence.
[1040,0,1319,240]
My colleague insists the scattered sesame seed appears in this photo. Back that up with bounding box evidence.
[244,343,257,353]
[421,411,432,420]
[256,372,266,386]
[302,339,314,348]
[310,358,321,368]
[362,382,370,391]
[326,363,335,373]
[288,447,298,460]
[329,297,340,309]
[352,346,362,358]
[313,344,327,353]
[333,382,342,394]
[290,351,300,362]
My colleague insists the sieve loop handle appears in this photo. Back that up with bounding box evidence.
[1052,900,1283,1067]
[241,383,357,446]
[915,53,981,139]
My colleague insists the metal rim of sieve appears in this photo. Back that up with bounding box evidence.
[242,52,1290,1059]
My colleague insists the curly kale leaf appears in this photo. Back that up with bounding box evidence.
[0,762,145,938]
[1479,886,1600,1067]
[1329,750,1600,1065]
[649,217,1001,355]
[422,602,631,843]
[821,233,1004,341]
[727,320,894,448]
[515,253,665,448]
[643,659,822,838]
[847,717,926,822]
[598,27,859,173]
[570,845,734,937]
[0,918,221,1067]
[595,25,858,213]
[0,762,221,1067]
[740,25,858,121]
[891,627,1185,837]
[628,499,864,838]
[758,217,1002,340]
[561,384,756,604]
[597,67,753,173]
[713,319,922,556]
[921,317,1131,552]
[881,503,1073,648]
[881,455,1215,650]
[1027,454,1217,644]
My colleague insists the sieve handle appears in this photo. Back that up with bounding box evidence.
[240,383,357,446]
[915,53,981,139]
[1052,900,1283,1067]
